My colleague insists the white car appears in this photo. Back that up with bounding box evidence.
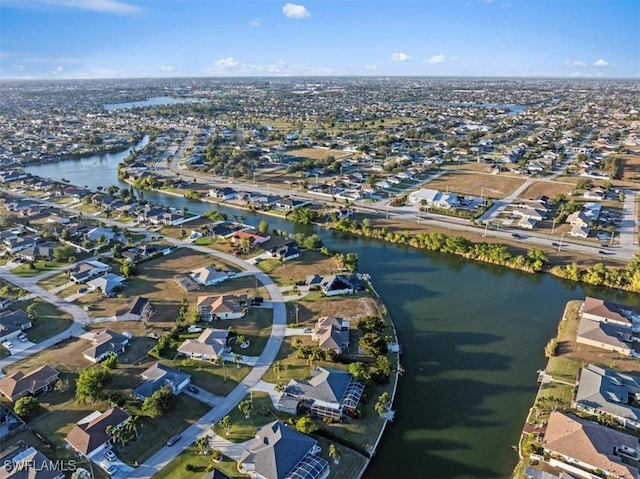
[104,449,117,461]
[2,341,13,349]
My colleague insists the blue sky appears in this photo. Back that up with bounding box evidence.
[1,0,638,79]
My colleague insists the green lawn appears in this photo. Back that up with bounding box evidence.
[37,272,71,290]
[313,435,368,478]
[115,395,210,465]
[256,258,280,273]
[10,299,73,342]
[546,356,581,383]
[212,392,290,443]
[153,446,246,479]
[10,260,72,277]
[228,308,273,357]
[170,358,251,397]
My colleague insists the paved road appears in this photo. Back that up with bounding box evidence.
[0,267,89,375]
[127,239,288,478]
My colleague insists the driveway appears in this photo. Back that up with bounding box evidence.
[183,387,223,407]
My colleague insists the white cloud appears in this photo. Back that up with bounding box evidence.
[391,52,411,62]
[426,54,447,64]
[11,65,25,71]
[594,58,609,68]
[9,0,143,15]
[282,3,310,19]
[159,65,175,73]
[216,57,240,69]
[250,18,262,27]
[564,60,587,67]
[365,64,378,71]
[52,66,63,74]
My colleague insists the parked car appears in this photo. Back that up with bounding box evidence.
[2,341,13,349]
[104,450,117,461]
[250,297,264,306]
[166,434,181,446]
[187,385,199,394]
[78,287,88,293]
[17,334,28,343]
[187,326,203,333]
[303,328,313,333]
[101,462,117,474]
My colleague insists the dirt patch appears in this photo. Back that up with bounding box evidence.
[265,251,339,285]
[288,293,383,326]
[424,170,526,199]
[518,181,576,200]
[3,337,92,375]
[288,147,353,161]
[622,154,640,182]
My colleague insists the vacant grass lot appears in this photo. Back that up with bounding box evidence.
[424,170,526,199]
[154,446,245,479]
[212,392,287,443]
[288,293,383,325]
[287,147,353,161]
[10,259,73,277]
[256,250,337,285]
[36,272,71,290]
[8,298,72,343]
[227,308,273,357]
[171,358,251,397]
[518,180,575,200]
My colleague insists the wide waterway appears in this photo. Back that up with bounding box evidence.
[24,149,640,479]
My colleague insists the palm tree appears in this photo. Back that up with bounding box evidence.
[218,415,231,435]
[233,353,242,368]
[236,334,246,347]
[195,435,210,455]
[126,415,140,439]
[328,444,342,464]
[272,360,285,379]
[238,399,253,419]
[274,383,286,394]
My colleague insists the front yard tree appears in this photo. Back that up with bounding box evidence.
[75,366,112,403]
[120,262,137,278]
[358,332,388,356]
[218,415,231,435]
[103,352,118,369]
[356,315,386,333]
[258,219,269,234]
[142,385,174,418]
[14,396,39,418]
[347,362,371,382]
[53,245,76,262]
[295,416,318,434]
[195,435,210,455]
[272,360,285,379]
[25,303,38,321]
[238,399,253,418]
[328,444,342,464]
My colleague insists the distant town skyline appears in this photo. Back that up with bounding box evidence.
[1,0,639,80]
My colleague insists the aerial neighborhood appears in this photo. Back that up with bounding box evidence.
[0,76,639,479]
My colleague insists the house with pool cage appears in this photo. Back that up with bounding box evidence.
[276,367,365,420]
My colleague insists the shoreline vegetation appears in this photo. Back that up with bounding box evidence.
[120,172,640,294]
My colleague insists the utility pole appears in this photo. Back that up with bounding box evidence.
[558,232,564,252]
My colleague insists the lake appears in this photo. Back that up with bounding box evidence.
[24,152,636,478]
[103,96,205,111]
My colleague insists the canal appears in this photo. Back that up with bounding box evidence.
[24,150,638,479]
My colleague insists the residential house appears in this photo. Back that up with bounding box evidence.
[16,242,58,262]
[131,362,190,400]
[68,260,110,283]
[85,227,116,244]
[229,230,271,247]
[208,187,237,200]
[278,367,364,420]
[65,407,130,458]
[177,328,229,360]
[116,296,152,322]
[190,266,229,287]
[82,329,130,363]
[582,296,637,330]
[196,294,247,321]
[87,273,126,296]
[275,198,309,211]
[575,364,640,429]
[3,235,38,254]
[0,445,65,479]
[577,314,635,356]
[0,365,59,402]
[306,274,358,296]
[312,316,350,354]
[268,242,301,261]
[542,411,638,479]
[237,421,329,479]
[0,310,32,343]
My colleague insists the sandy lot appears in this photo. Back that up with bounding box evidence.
[425,170,526,199]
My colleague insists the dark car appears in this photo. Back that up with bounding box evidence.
[78,287,88,293]
[250,297,264,306]
[511,233,522,239]
[187,385,199,394]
